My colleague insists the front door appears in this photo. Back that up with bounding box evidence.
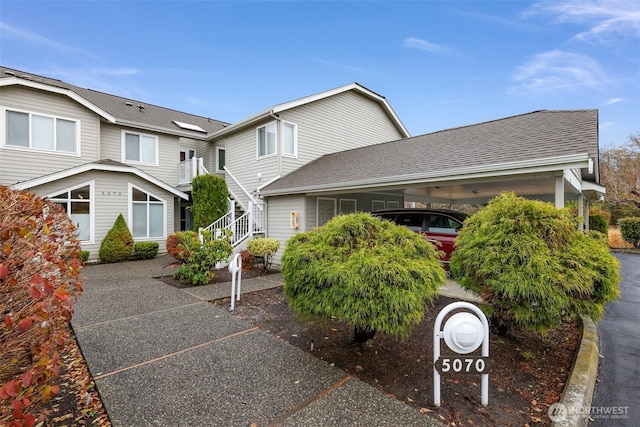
[180,149,196,162]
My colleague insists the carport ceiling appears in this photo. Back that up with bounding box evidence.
[401,173,567,205]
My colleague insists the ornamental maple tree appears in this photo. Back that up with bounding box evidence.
[0,186,84,426]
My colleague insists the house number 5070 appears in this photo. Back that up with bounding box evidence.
[434,357,489,374]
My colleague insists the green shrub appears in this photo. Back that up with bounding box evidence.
[99,214,134,263]
[282,213,445,342]
[166,231,200,261]
[246,238,280,271]
[606,202,640,225]
[619,217,640,247]
[133,242,159,260]
[0,186,84,422]
[450,193,621,334]
[174,229,232,285]
[80,250,90,262]
[191,174,229,229]
[589,214,608,234]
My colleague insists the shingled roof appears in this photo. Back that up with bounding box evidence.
[0,66,229,136]
[260,110,599,195]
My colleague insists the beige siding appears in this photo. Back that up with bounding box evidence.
[28,170,178,261]
[100,123,180,186]
[218,90,404,211]
[303,193,404,229]
[278,90,405,176]
[220,120,280,209]
[265,195,306,264]
[0,86,100,185]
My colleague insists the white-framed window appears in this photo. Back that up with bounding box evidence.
[3,107,79,155]
[282,121,297,157]
[129,183,165,239]
[257,122,277,158]
[386,201,400,209]
[48,181,94,243]
[372,200,386,211]
[340,199,357,214]
[216,147,226,173]
[122,130,158,165]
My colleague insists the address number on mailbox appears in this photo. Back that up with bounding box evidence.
[434,357,490,374]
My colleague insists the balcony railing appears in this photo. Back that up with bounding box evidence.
[178,157,209,185]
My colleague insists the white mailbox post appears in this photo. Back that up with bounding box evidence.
[228,252,242,311]
[433,301,489,407]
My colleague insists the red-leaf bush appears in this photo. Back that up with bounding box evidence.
[0,186,84,426]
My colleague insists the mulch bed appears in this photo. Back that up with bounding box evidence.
[211,286,579,427]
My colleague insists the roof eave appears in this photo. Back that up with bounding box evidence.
[11,162,189,200]
[0,77,116,123]
[260,153,592,197]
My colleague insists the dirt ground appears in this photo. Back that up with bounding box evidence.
[212,286,579,427]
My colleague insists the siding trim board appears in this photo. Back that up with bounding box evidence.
[0,77,116,123]
[10,161,188,200]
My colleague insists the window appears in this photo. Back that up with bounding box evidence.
[372,200,386,211]
[216,147,226,173]
[340,199,357,214]
[123,131,158,164]
[4,109,78,154]
[130,185,165,239]
[129,184,165,239]
[257,122,276,158]
[282,121,297,157]
[49,182,93,242]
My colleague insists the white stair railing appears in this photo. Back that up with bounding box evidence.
[200,200,265,248]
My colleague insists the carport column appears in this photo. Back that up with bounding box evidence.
[585,199,591,231]
[578,194,584,231]
[555,175,565,208]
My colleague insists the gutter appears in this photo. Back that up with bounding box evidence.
[260,153,592,196]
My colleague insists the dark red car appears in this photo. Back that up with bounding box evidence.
[372,208,468,269]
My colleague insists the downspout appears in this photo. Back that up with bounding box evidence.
[269,110,282,176]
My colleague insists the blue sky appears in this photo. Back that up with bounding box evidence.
[1,0,638,148]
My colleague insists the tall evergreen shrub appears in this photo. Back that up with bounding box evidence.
[450,193,621,334]
[282,213,445,342]
[191,174,229,230]
[99,214,133,263]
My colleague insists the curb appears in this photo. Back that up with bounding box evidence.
[551,316,599,427]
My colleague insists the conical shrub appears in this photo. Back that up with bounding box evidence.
[99,214,134,263]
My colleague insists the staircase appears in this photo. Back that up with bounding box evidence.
[200,199,265,247]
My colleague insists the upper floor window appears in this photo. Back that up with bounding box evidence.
[4,109,79,154]
[282,121,297,157]
[123,131,158,165]
[216,147,226,173]
[257,122,276,158]
[49,182,93,242]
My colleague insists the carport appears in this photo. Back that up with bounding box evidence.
[259,110,606,236]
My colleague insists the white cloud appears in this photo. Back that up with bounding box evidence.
[0,21,99,59]
[402,37,451,55]
[603,97,623,105]
[510,50,611,95]
[529,0,640,44]
[312,57,369,74]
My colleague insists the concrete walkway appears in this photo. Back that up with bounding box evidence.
[72,255,450,426]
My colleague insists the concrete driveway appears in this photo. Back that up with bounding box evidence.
[590,253,640,426]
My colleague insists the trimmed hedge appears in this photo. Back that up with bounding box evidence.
[619,217,640,247]
[282,213,445,341]
[451,193,621,334]
[133,242,159,260]
[589,214,608,234]
[246,238,280,271]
